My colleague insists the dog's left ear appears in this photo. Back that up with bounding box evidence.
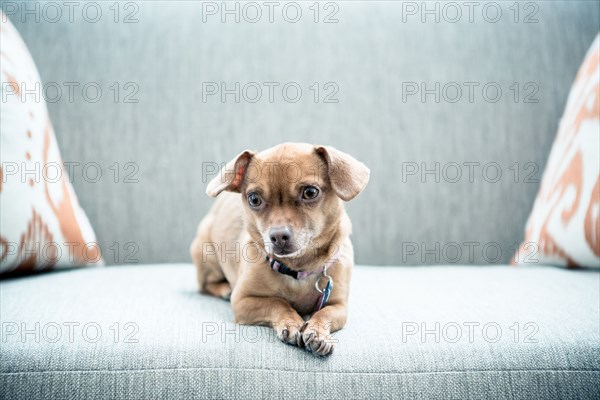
[206,150,256,197]
[315,145,370,201]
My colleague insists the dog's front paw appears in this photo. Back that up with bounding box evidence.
[274,319,305,346]
[300,321,335,356]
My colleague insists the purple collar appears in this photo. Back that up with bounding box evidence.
[265,252,340,312]
[265,255,316,279]
[265,252,339,280]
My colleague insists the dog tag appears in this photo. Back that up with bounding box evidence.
[315,275,333,311]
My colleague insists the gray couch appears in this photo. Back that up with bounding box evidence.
[1,1,599,399]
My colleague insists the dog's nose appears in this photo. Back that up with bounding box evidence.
[269,227,293,249]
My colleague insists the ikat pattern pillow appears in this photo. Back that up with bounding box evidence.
[0,14,103,274]
[514,34,600,268]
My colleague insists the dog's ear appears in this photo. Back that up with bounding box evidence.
[315,145,370,201]
[206,150,256,197]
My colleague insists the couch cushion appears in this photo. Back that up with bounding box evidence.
[1,264,599,399]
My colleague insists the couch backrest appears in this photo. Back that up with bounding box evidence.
[6,1,599,265]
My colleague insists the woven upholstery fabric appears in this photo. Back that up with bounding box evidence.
[1,264,598,399]
[7,1,600,265]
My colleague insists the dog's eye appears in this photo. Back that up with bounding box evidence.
[302,186,319,200]
[247,192,262,208]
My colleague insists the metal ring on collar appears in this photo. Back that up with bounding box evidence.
[315,274,333,293]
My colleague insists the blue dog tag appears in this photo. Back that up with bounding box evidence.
[316,275,333,311]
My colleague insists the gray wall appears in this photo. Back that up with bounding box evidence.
[6,1,599,265]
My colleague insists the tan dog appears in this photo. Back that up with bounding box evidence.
[190,143,369,356]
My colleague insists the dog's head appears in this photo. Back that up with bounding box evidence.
[206,143,370,259]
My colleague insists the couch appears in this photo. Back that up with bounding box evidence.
[1,1,599,399]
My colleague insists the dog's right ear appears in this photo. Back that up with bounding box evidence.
[206,150,255,197]
[315,145,370,201]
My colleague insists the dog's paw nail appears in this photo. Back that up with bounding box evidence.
[316,341,334,356]
[301,325,335,356]
[296,332,304,347]
[276,321,304,346]
[317,341,328,353]
[305,333,315,346]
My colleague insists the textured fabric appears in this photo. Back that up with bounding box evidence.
[0,14,102,274]
[5,2,600,265]
[515,34,600,268]
[1,264,599,399]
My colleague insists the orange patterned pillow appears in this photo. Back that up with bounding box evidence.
[515,34,600,268]
[0,15,102,274]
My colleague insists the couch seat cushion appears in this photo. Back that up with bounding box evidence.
[1,264,599,399]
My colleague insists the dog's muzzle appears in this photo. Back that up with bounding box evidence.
[268,226,297,255]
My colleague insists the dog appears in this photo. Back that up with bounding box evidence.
[190,143,369,356]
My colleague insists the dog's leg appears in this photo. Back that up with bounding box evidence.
[231,295,306,346]
[190,221,232,300]
[300,257,351,356]
[203,281,232,300]
[192,249,231,299]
